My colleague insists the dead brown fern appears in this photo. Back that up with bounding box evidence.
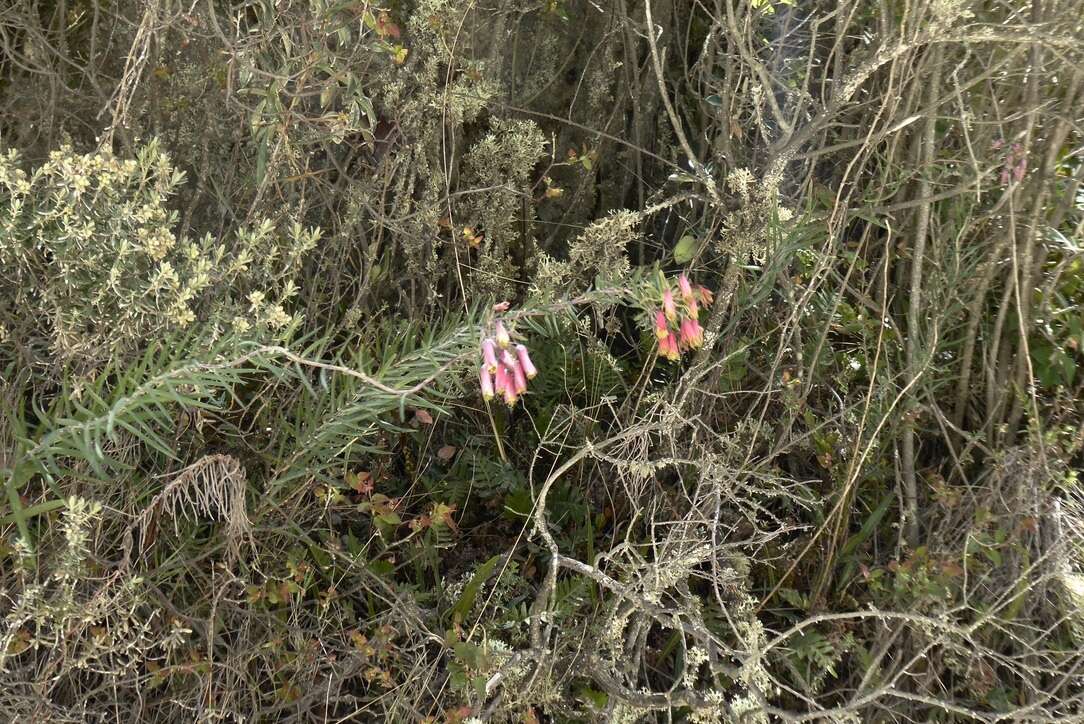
[125,453,251,562]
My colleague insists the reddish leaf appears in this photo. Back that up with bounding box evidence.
[446,706,474,724]
[349,471,373,495]
[941,560,965,578]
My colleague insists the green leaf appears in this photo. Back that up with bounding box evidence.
[579,686,609,710]
[3,465,32,547]
[0,496,66,529]
[255,128,270,186]
[368,559,394,577]
[674,234,697,263]
[779,587,808,611]
[451,554,503,623]
[841,490,894,559]
[453,641,483,669]
[376,512,401,526]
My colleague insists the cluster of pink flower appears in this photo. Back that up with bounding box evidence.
[479,320,537,406]
[993,139,1027,185]
[654,274,712,361]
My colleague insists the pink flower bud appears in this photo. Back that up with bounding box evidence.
[494,320,511,348]
[481,338,498,373]
[480,365,495,400]
[686,296,699,320]
[495,364,510,394]
[663,289,678,322]
[515,344,537,379]
[680,317,704,350]
[512,361,528,394]
[697,286,714,306]
[501,348,518,370]
[654,310,669,340]
[678,274,694,304]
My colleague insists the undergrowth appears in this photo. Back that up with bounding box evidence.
[1,0,1083,721]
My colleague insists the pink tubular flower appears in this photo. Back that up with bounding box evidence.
[663,289,678,322]
[512,361,528,394]
[659,332,681,361]
[494,320,511,348]
[495,364,510,394]
[654,310,670,340]
[503,384,518,406]
[686,296,699,320]
[666,332,682,360]
[515,344,537,379]
[697,285,714,306]
[680,317,704,350]
[501,348,518,370]
[482,338,498,373]
[678,274,694,304]
[1013,157,1027,183]
[480,366,495,400]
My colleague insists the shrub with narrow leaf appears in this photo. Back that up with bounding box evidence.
[0,143,319,371]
